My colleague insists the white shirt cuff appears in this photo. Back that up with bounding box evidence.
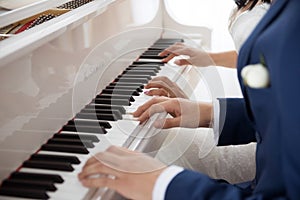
[213,99,220,143]
[152,165,184,200]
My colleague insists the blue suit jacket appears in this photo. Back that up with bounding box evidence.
[165,0,300,199]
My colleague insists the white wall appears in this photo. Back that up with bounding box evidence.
[165,0,236,51]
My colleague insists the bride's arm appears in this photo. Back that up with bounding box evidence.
[160,43,238,68]
[209,51,238,68]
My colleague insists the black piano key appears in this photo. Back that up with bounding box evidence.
[23,160,75,171]
[53,133,99,142]
[130,63,162,67]
[30,154,81,164]
[132,61,164,65]
[0,187,49,199]
[10,172,64,183]
[90,97,131,106]
[76,113,120,121]
[85,104,126,114]
[147,47,168,51]
[62,124,107,134]
[142,50,163,55]
[150,44,170,48]
[68,119,112,129]
[152,43,174,45]
[80,108,122,119]
[114,77,148,84]
[47,137,95,148]
[141,52,162,56]
[122,69,156,76]
[41,143,89,154]
[2,179,57,191]
[126,66,160,72]
[141,50,163,54]
[155,38,183,43]
[105,85,143,93]
[101,89,140,96]
[128,64,161,70]
[117,74,151,80]
[95,94,135,102]
[139,55,166,59]
[109,82,144,89]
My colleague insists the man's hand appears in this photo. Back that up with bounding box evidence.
[144,76,188,99]
[133,97,213,129]
[78,146,166,200]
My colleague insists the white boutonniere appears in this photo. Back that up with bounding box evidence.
[241,55,270,88]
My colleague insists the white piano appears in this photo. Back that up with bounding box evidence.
[0,0,219,199]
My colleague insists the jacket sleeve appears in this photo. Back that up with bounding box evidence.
[164,169,286,200]
[217,98,256,146]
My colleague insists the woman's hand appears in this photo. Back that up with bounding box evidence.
[78,146,166,200]
[133,97,213,129]
[160,42,214,67]
[144,76,188,99]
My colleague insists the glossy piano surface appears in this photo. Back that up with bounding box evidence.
[0,0,225,199]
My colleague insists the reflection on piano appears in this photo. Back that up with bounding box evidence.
[0,0,212,199]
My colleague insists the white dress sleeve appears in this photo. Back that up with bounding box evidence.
[229,3,270,51]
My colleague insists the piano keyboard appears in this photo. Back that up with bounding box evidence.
[0,38,184,200]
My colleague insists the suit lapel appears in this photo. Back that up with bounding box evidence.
[238,0,288,68]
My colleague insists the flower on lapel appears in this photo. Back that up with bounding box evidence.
[241,55,270,88]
